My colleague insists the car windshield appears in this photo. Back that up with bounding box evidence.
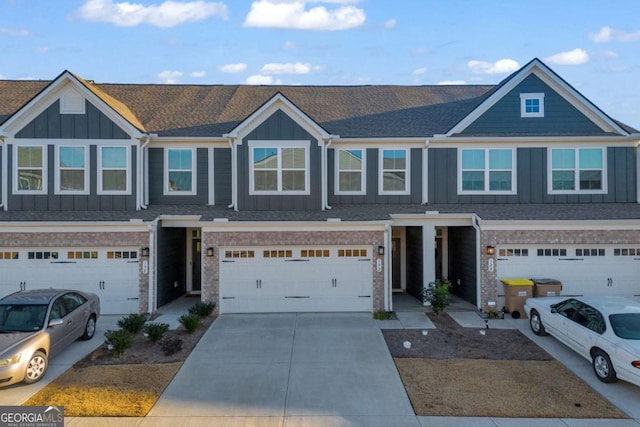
[609,313,640,340]
[0,304,48,332]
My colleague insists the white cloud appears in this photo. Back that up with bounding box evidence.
[384,18,396,29]
[219,63,247,73]
[467,58,520,74]
[75,0,228,28]
[412,67,427,75]
[283,41,297,50]
[438,80,467,85]
[190,71,206,78]
[246,75,283,85]
[158,70,184,83]
[260,62,317,75]
[590,26,640,43]
[243,0,365,31]
[545,48,589,65]
[0,27,30,37]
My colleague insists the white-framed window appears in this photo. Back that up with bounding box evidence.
[459,148,516,194]
[249,140,310,195]
[335,148,366,195]
[165,148,196,195]
[379,149,409,194]
[548,147,606,194]
[14,145,47,194]
[98,146,130,194]
[520,93,545,118]
[56,145,88,194]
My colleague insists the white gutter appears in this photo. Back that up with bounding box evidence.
[637,138,640,204]
[0,134,7,210]
[472,215,482,311]
[323,137,334,210]
[138,133,155,210]
[147,218,159,314]
[226,137,238,210]
[422,139,429,204]
[384,222,392,311]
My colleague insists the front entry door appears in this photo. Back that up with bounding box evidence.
[192,239,201,291]
[392,237,401,290]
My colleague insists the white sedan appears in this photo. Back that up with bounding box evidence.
[524,296,640,387]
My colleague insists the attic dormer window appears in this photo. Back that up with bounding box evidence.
[520,93,544,118]
[59,87,85,114]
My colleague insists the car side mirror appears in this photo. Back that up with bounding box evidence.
[550,307,558,314]
[48,318,64,327]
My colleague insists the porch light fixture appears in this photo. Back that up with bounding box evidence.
[378,245,385,256]
[486,245,495,256]
[206,247,215,257]
[141,247,150,257]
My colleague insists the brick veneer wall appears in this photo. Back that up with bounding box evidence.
[0,231,150,313]
[480,229,640,312]
[201,230,385,314]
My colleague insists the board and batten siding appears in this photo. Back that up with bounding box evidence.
[148,147,209,205]
[328,147,422,205]
[460,74,604,135]
[214,147,232,205]
[237,109,322,211]
[6,144,137,211]
[428,147,636,204]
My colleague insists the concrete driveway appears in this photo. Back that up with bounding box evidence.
[145,313,419,426]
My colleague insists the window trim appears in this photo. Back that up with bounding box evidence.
[248,140,311,195]
[547,147,607,195]
[378,148,410,195]
[13,144,48,195]
[458,148,517,195]
[97,145,131,195]
[55,145,89,195]
[164,147,197,196]
[520,93,545,118]
[334,148,366,195]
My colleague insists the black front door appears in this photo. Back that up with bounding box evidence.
[192,239,201,291]
[392,237,401,290]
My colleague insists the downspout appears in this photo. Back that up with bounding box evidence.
[0,134,6,209]
[147,218,159,314]
[227,137,237,210]
[472,215,482,311]
[637,139,640,204]
[422,139,429,204]
[384,222,392,311]
[138,133,154,210]
[323,137,333,210]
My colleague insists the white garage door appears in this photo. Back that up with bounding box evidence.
[496,245,640,298]
[219,246,373,313]
[0,247,141,314]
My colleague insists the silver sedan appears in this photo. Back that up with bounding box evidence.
[0,289,100,387]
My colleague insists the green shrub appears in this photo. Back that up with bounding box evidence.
[143,322,170,342]
[160,337,183,356]
[423,279,452,316]
[487,310,502,319]
[105,329,132,357]
[117,313,147,334]
[179,314,200,333]
[373,310,394,320]
[188,301,216,317]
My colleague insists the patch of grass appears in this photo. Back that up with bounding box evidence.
[23,363,181,417]
[373,310,395,320]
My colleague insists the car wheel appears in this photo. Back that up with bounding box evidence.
[81,315,97,340]
[529,309,546,336]
[23,351,48,384]
[592,349,618,383]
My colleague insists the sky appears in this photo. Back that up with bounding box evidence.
[1,0,639,129]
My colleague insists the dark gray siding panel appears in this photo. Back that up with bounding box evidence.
[214,148,232,205]
[16,100,129,139]
[328,147,422,205]
[156,226,186,307]
[405,226,423,301]
[461,74,604,135]
[448,226,477,306]
[148,147,209,205]
[238,109,322,211]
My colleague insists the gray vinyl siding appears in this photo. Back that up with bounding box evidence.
[16,100,129,139]
[148,147,209,205]
[448,226,477,306]
[428,147,636,204]
[7,144,137,211]
[461,74,604,135]
[214,147,232,205]
[237,109,322,211]
[328,147,422,205]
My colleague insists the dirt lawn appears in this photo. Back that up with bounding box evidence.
[383,313,627,419]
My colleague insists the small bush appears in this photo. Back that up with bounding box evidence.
[143,322,170,342]
[423,279,452,316]
[117,313,147,334]
[105,329,132,357]
[179,314,200,333]
[160,337,183,355]
[188,301,216,317]
[373,310,394,320]
[487,310,502,319]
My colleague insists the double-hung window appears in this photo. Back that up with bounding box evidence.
[249,141,310,194]
[57,146,88,194]
[379,149,409,194]
[166,148,196,195]
[459,148,515,194]
[335,149,365,194]
[99,146,129,194]
[549,147,605,193]
[15,145,46,194]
